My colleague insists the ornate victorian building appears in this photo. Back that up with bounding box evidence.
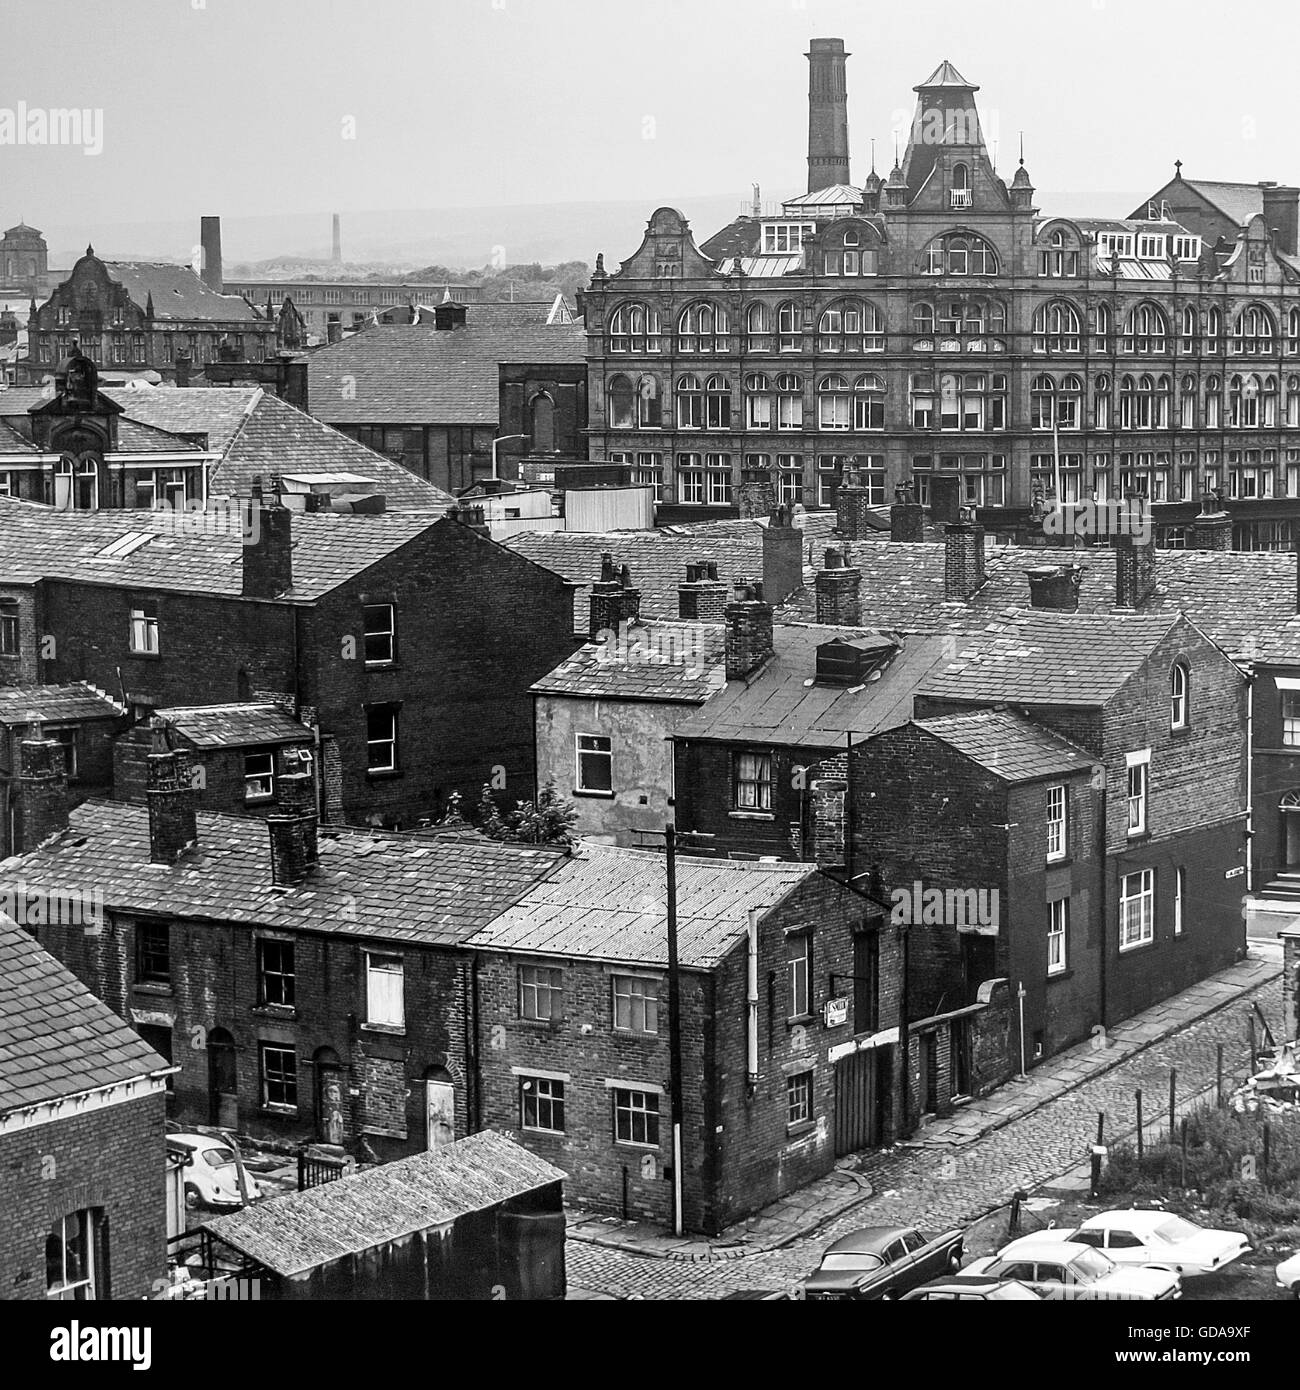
[583,52,1300,547]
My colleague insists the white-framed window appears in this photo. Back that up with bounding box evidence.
[1046,785,1067,862]
[677,457,706,504]
[1126,753,1149,836]
[612,1087,660,1147]
[746,302,772,353]
[129,602,159,655]
[244,751,275,803]
[1047,898,1068,977]
[1120,869,1155,951]
[260,1042,298,1109]
[787,932,811,1020]
[576,733,613,794]
[45,1210,98,1300]
[520,1075,565,1133]
[787,1070,814,1127]
[365,952,405,1029]
[762,223,814,254]
[364,603,396,665]
[1170,663,1189,731]
[734,750,773,810]
[745,373,773,429]
[612,975,660,1035]
[777,302,802,354]
[519,964,563,1022]
[1174,868,1185,937]
[704,375,731,429]
[776,457,804,505]
[776,374,804,429]
[365,706,398,773]
[1283,691,1300,747]
[675,375,702,429]
[706,459,733,506]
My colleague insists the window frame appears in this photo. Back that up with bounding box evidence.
[786,1070,814,1128]
[363,603,397,666]
[1170,663,1189,731]
[364,951,405,1030]
[256,937,296,1010]
[244,749,275,803]
[520,1075,566,1134]
[519,964,563,1023]
[787,932,812,1021]
[1119,868,1155,952]
[1047,898,1068,977]
[135,917,171,987]
[612,973,660,1036]
[365,704,399,775]
[576,732,614,795]
[612,1086,661,1148]
[259,1042,298,1111]
[733,749,774,812]
[129,601,159,656]
[1046,784,1068,863]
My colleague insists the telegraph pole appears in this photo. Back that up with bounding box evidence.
[664,824,685,1236]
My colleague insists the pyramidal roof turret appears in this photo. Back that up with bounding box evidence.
[900,59,1001,204]
[914,59,978,91]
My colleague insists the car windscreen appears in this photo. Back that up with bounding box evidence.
[1069,1247,1114,1278]
[1152,1217,1202,1243]
[202,1147,237,1169]
[818,1252,885,1273]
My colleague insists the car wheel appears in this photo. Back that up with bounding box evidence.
[184,1184,201,1210]
[948,1253,962,1274]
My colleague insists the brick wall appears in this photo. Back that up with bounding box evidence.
[0,583,42,683]
[0,1092,167,1301]
[673,739,815,861]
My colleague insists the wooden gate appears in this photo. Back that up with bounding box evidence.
[834,1046,884,1157]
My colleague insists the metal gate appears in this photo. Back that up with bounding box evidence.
[834,1046,883,1157]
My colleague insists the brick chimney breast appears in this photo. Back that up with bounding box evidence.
[1115,495,1157,609]
[145,730,198,865]
[267,748,319,887]
[835,470,875,542]
[890,482,925,543]
[725,579,775,681]
[1191,491,1233,552]
[589,553,641,640]
[815,548,863,625]
[16,716,70,850]
[944,510,987,601]
[678,561,729,622]
[243,478,294,598]
[762,504,805,604]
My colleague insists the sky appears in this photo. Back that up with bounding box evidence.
[1,0,1296,252]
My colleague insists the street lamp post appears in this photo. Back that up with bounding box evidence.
[491,433,530,481]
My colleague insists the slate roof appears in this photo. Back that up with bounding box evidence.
[306,319,587,426]
[0,682,125,725]
[204,1130,565,1278]
[114,416,205,454]
[468,842,817,970]
[2,801,566,949]
[102,386,256,452]
[0,418,39,452]
[699,217,760,263]
[104,262,263,323]
[917,611,1183,706]
[1183,180,1266,227]
[674,627,952,747]
[531,620,728,703]
[916,710,1095,782]
[0,911,168,1115]
[0,495,449,600]
[156,703,311,749]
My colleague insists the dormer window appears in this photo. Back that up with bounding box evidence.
[950,163,972,209]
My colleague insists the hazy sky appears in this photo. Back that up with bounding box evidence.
[1,0,1296,229]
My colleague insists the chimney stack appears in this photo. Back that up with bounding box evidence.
[1026,564,1084,612]
[808,778,848,868]
[145,725,198,865]
[890,482,925,543]
[725,579,775,681]
[589,553,641,641]
[1190,490,1233,551]
[200,216,223,294]
[807,38,851,193]
[763,503,805,604]
[16,716,69,851]
[678,561,729,622]
[944,510,987,601]
[816,548,863,625]
[835,466,876,542]
[1261,182,1299,258]
[1115,495,1157,609]
[326,319,343,345]
[331,213,343,265]
[267,748,319,887]
[243,476,294,599]
[174,351,191,389]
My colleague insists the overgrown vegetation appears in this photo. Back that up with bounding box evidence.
[474,782,578,846]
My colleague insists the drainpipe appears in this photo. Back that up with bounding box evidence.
[746,908,760,1088]
[1245,669,1255,898]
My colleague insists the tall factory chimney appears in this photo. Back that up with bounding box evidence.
[331,213,342,265]
[200,216,223,294]
[807,38,851,193]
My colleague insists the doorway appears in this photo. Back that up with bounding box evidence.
[313,1047,344,1145]
[207,1029,237,1128]
[424,1066,455,1150]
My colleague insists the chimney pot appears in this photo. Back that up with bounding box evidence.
[678,563,729,622]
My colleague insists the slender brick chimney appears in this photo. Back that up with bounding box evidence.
[816,549,863,625]
[835,467,875,542]
[200,216,223,294]
[1190,491,1233,551]
[890,482,925,543]
[807,38,851,193]
[678,561,729,622]
[267,748,319,887]
[944,510,986,601]
[243,476,294,598]
[763,503,805,604]
[16,716,69,851]
[725,580,775,681]
[1115,496,1157,609]
[1026,564,1084,612]
[589,553,641,640]
[146,726,198,865]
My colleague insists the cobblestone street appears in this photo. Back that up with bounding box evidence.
[565,973,1284,1299]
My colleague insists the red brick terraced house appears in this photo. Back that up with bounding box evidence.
[0,910,172,1301]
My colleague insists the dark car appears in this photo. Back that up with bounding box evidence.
[804,1224,965,1301]
[902,1274,1043,1302]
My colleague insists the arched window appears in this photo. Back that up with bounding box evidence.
[1206,307,1222,352]
[818,300,884,353]
[1180,374,1197,429]
[529,392,556,452]
[854,374,886,431]
[678,302,729,354]
[775,373,804,429]
[1154,374,1171,428]
[1206,374,1223,428]
[746,302,772,352]
[1094,373,1111,430]
[818,374,852,431]
[744,372,772,429]
[1229,373,1263,428]
[676,374,703,429]
[1262,374,1279,428]
[1060,374,1083,430]
[1232,304,1275,356]
[1170,663,1189,731]
[704,374,732,430]
[1286,374,1300,427]
[1031,374,1057,431]
[777,301,802,353]
[952,162,970,190]
[1094,303,1112,352]
[1032,300,1082,353]
[1119,374,1158,429]
[1039,227,1081,278]
[608,302,661,354]
[607,374,635,429]
[636,374,662,428]
[1288,307,1300,356]
[1180,305,1197,353]
[921,232,999,276]
[52,454,98,511]
[1121,302,1168,354]
[913,303,935,337]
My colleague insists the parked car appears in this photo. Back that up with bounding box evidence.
[166,1133,259,1210]
[902,1274,1043,1301]
[804,1225,965,1301]
[1060,1210,1250,1276]
[1277,1250,1300,1297]
[966,1237,1181,1300]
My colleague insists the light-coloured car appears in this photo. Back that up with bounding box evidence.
[966,1236,1181,1301]
[1061,1210,1250,1277]
[902,1275,1043,1301]
[167,1133,258,1210]
[1277,1250,1300,1297]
